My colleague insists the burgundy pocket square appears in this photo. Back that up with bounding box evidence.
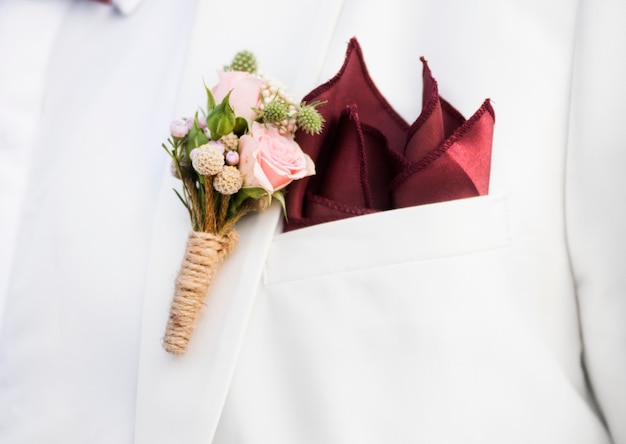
[284,37,495,231]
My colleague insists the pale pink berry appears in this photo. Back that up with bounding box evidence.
[225,150,239,165]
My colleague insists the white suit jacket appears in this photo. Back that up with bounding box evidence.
[1,0,625,443]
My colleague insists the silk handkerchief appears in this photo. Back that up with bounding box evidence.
[284,37,495,230]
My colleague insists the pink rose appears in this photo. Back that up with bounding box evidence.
[238,122,315,193]
[211,70,263,121]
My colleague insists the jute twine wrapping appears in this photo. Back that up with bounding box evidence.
[163,229,238,355]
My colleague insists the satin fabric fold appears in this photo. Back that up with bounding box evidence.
[284,37,495,230]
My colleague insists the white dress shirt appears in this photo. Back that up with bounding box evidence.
[0,1,197,442]
[0,0,72,331]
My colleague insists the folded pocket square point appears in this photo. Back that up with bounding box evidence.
[284,37,495,231]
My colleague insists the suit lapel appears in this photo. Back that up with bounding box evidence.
[135,179,281,444]
[134,0,345,442]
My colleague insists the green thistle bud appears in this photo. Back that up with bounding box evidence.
[297,102,325,135]
[262,101,289,123]
[230,50,257,73]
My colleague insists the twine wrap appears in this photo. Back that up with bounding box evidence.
[163,229,238,355]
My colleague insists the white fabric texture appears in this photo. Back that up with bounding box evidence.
[0,0,72,332]
[0,0,625,443]
[207,1,623,442]
[213,201,606,443]
[0,0,196,442]
[136,0,625,443]
[567,1,626,442]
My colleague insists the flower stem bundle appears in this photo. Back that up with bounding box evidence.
[163,230,237,355]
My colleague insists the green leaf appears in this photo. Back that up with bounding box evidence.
[206,91,236,139]
[273,191,287,217]
[173,188,189,210]
[184,119,209,157]
[162,143,175,158]
[233,116,249,136]
[239,187,269,200]
[226,187,270,219]
[203,78,216,112]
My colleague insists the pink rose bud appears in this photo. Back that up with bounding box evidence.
[197,115,207,129]
[225,150,239,165]
[186,118,194,129]
[211,70,263,121]
[170,120,189,138]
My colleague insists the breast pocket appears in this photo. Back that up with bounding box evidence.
[216,194,605,442]
[246,195,518,440]
[264,194,511,284]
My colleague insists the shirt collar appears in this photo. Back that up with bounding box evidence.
[113,0,143,15]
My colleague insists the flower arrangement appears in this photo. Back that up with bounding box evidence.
[162,50,323,355]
